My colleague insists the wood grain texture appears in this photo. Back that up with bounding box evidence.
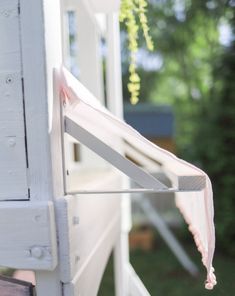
[0,0,28,200]
[0,201,57,270]
[0,275,35,296]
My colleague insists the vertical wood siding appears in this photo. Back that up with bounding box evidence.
[0,0,28,200]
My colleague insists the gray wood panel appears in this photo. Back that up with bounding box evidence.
[0,0,28,200]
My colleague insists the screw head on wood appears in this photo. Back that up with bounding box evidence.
[30,247,43,259]
[34,215,42,222]
[5,75,14,84]
[8,138,16,147]
[3,10,10,17]
[75,255,80,263]
[73,216,79,225]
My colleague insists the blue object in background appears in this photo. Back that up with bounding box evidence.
[124,104,175,138]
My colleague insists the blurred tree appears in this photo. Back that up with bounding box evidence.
[193,7,235,256]
[121,0,235,255]
[121,0,228,146]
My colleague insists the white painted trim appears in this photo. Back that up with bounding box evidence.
[106,12,124,118]
[19,0,64,294]
[66,188,199,195]
[20,0,64,201]
[20,0,53,201]
[35,269,62,296]
[105,13,131,296]
[0,201,57,270]
[113,232,130,296]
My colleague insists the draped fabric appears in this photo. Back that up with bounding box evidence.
[175,177,216,289]
[60,67,216,289]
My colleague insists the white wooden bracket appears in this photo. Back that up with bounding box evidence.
[64,116,168,192]
[67,188,200,195]
[60,67,206,196]
[0,201,58,271]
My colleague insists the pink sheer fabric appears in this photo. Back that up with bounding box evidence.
[175,175,216,289]
[60,67,216,289]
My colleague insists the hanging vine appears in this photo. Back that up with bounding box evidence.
[120,0,154,105]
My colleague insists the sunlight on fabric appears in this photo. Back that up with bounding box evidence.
[59,67,216,289]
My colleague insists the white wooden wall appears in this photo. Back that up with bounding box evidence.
[19,0,64,294]
[0,0,127,295]
[0,0,28,200]
[61,1,123,295]
[63,0,108,176]
[0,0,64,294]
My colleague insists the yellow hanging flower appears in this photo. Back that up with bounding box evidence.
[120,0,154,104]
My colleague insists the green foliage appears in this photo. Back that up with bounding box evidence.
[120,0,154,104]
[193,36,235,256]
[120,0,235,255]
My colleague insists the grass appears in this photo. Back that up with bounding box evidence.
[98,237,235,295]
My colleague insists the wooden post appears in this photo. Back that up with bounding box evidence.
[106,12,131,296]
[17,0,64,295]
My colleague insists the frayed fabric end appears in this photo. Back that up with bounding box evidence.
[205,269,217,290]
